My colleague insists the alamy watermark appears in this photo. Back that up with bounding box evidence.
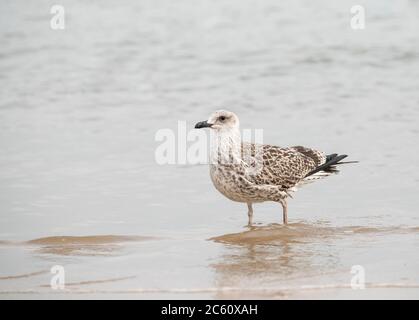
[351,265,366,289]
[154,121,264,173]
[50,265,65,290]
[350,5,366,30]
[50,5,65,30]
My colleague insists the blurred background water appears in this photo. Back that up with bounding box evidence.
[0,0,418,299]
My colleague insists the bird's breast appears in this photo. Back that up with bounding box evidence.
[209,165,250,202]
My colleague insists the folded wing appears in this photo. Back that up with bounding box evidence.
[242,143,323,189]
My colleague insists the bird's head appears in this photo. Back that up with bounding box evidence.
[194,110,239,132]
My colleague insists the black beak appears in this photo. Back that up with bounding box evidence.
[195,120,213,129]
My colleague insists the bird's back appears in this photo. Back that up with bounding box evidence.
[209,140,348,203]
[240,142,321,188]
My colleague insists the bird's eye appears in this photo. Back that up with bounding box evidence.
[219,116,226,121]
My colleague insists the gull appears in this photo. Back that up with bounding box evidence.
[195,110,356,226]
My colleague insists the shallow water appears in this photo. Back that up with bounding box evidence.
[1,0,419,299]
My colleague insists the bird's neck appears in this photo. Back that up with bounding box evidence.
[210,128,242,165]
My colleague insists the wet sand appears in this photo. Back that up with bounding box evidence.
[1,223,418,299]
[1,0,419,299]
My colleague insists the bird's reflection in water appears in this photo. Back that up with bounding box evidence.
[210,222,419,298]
[209,222,369,298]
[212,223,339,282]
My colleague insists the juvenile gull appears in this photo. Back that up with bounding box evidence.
[195,110,355,226]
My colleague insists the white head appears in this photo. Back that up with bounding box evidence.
[194,110,240,132]
[195,110,242,164]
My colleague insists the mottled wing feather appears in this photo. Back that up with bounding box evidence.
[290,146,326,167]
[241,143,322,189]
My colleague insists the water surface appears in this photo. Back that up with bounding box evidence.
[1,0,419,299]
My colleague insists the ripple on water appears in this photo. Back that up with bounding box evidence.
[210,223,419,245]
[21,235,159,256]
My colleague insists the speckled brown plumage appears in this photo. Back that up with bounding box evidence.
[195,110,353,225]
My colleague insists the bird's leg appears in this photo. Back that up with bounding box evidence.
[247,202,253,226]
[279,199,288,224]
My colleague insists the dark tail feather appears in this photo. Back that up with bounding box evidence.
[305,154,350,177]
[326,153,338,162]
[335,161,359,165]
